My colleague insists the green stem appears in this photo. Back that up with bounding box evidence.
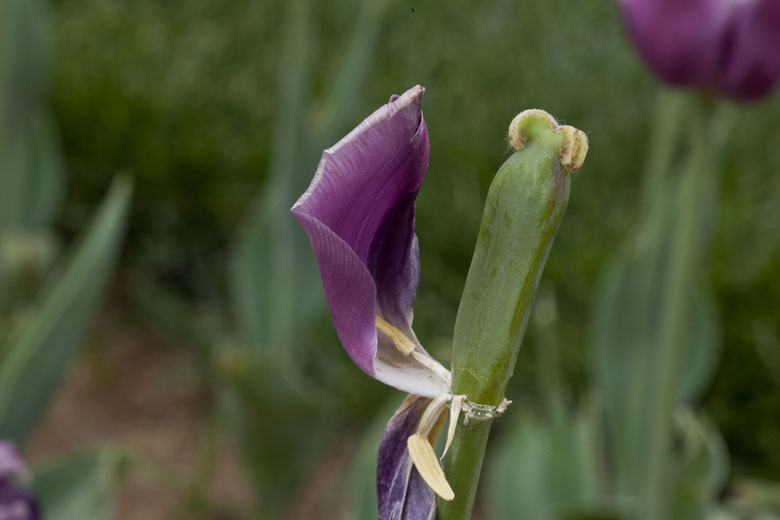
[617,90,685,494]
[639,90,685,214]
[437,421,493,520]
[532,288,565,425]
[439,110,587,520]
[439,112,582,519]
[641,99,718,520]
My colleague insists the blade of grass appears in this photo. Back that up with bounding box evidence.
[316,0,392,147]
[229,0,314,364]
[0,177,132,442]
[32,446,126,520]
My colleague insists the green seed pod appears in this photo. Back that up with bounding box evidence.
[451,109,588,406]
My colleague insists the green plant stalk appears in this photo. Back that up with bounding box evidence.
[439,111,587,519]
[439,420,492,519]
[641,101,713,520]
[616,90,686,494]
[640,90,685,214]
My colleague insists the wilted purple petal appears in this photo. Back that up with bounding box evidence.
[377,397,436,520]
[717,0,780,99]
[292,85,450,397]
[0,443,26,482]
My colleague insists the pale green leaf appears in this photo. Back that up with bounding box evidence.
[0,178,132,442]
[32,446,126,520]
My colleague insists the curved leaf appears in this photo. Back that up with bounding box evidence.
[0,178,132,442]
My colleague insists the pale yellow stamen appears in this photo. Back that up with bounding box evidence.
[407,434,455,501]
[375,315,453,385]
[417,394,450,436]
[375,315,416,355]
[407,396,457,501]
[412,351,452,385]
[442,395,466,459]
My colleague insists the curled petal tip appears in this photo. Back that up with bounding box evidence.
[388,84,425,110]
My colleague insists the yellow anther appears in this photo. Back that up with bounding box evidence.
[417,394,450,436]
[407,434,455,501]
[375,315,417,355]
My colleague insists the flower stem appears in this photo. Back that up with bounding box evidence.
[437,420,493,520]
[439,111,584,519]
[640,96,727,519]
[639,89,685,214]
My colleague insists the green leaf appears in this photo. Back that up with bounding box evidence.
[31,446,126,520]
[590,175,720,494]
[668,411,729,520]
[228,0,320,367]
[315,0,392,147]
[219,361,337,517]
[229,0,390,367]
[0,0,63,236]
[0,0,47,137]
[345,397,400,520]
[485,403,608,520]
[0,177,132,442]
[589,101,732,519]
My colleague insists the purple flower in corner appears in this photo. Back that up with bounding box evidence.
[292,86,460,518]
[0,442,40,520]
[619,0,780,100]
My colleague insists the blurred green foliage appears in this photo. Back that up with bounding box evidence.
[32,446,126,520]
[0,0,132,445]
[1,0,129,516]
[40,0,780,515]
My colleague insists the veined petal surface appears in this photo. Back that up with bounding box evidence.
[377,397,437,520]
[292,85,450,397]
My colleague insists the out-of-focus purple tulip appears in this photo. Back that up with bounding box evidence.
[0,442,39,520]
[292,86,458,518]
[618,0,780,100]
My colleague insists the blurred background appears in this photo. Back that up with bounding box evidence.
[1,0,779,518]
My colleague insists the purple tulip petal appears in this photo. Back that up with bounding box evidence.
[0,482,40,520]
[377,397,436,520]
[618,0,780,100]
[292,86,450,397]
[0,443,26,482]
[618,0,733,86]
[0,443,38,520]
[718,0,780,99]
